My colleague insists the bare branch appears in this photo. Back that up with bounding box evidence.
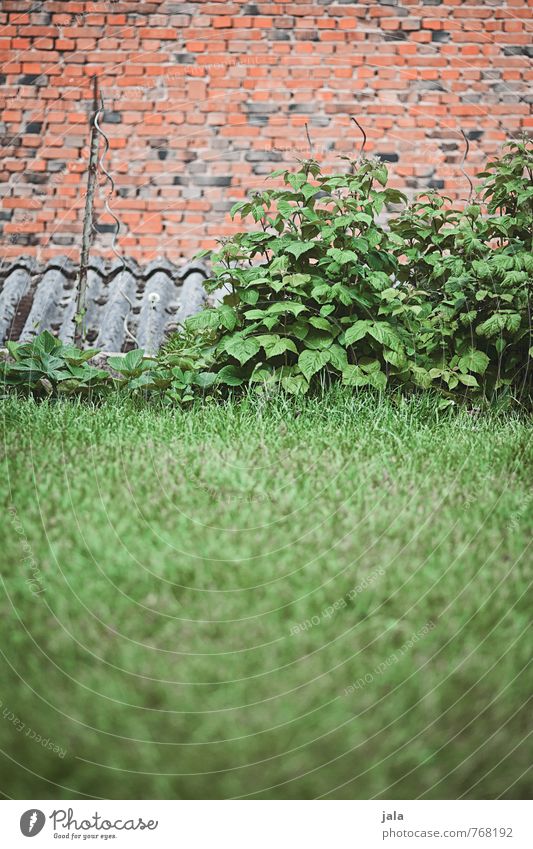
[351,117,367,159]
[304,122,313,157]
[460,129,474,203]
[75,76,100,344]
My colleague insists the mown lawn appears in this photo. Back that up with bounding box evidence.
[1,391,531,799]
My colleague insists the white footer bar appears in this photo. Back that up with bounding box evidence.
[1,800,531,848]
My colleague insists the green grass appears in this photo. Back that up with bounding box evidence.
[1,391,531,799]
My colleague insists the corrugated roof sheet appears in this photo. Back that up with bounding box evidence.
[0,257,209,353]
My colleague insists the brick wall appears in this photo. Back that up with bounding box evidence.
[1,0,531,263]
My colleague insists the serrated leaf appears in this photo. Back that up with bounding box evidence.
[298,349,330,381]
[476,312,521,337]
[222,335,261,365]
[285,241,316,260]
[186,309,221,331]
[218,304,238,331]
[216,365,244,386]
[282,375,309,395]
[368,322,403,352]
[327,344,349,372]
[194,371,217,388]
[457,373,479,387]
[287,172,307,191]
[458,349,490,375]
[267,301,308,317]
[327,248,359,266]
[342,365,368,387]
[344,320,370,346]
[261,336,298,358]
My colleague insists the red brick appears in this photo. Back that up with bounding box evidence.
[212,16,233,27]
[4,0,530,261]
[139,28,178,39]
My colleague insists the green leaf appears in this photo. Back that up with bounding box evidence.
[458,349,490,375]
[284,273,311,288]
[284,241,316,260]
[472,260,492,279]
[368,271,391,290]
[457,373,479,388]
[411,366,433,389]
[287,172,307,191]
[186,309,221,331]
[301,183,318,201]
[383,349,407,369]
[344,320,370,346]
[309,316,333,332]
[298,349,330,382]
[267,301,308,317]
[123,349,146,371]
[6,341,21,362]
[368,322,403,352]
[34,330,61,354]
[367,370,387,390]
[304,328,334,350]
[237,287,259,305]
[341,365,368,387]
[125,372,155,391]
[327,248,359,266]
[218,304,238,331]
[216,365,244,386]
[374,165,388,186]
[326,344,348,372]
[282,375,309,395]
[476,312,521,338]
[221,335,261,365]
[107,355,126,372]
[259,336,298,358]
[194,372,217,388]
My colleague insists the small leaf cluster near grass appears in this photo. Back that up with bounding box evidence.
[1,392,531,799]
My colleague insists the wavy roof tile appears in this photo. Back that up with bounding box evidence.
[0,257,209,353]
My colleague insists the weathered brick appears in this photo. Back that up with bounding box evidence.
[4,0,530,261]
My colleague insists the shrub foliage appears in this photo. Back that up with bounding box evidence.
[2,137,532,406]
[188,135,532,404]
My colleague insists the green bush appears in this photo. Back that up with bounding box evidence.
[186,135,533,405]
[2,137,531,407]
[188,156,433,394]
[392,137,533,400]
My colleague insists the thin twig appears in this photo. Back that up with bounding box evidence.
[93,88,138,347]
[460,129,474,203]
[304,122,313,157]
[75,76,100,344]
[351,117,367,159]
[94,93,125,271]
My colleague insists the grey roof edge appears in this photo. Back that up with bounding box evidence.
[0,257,211,283]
